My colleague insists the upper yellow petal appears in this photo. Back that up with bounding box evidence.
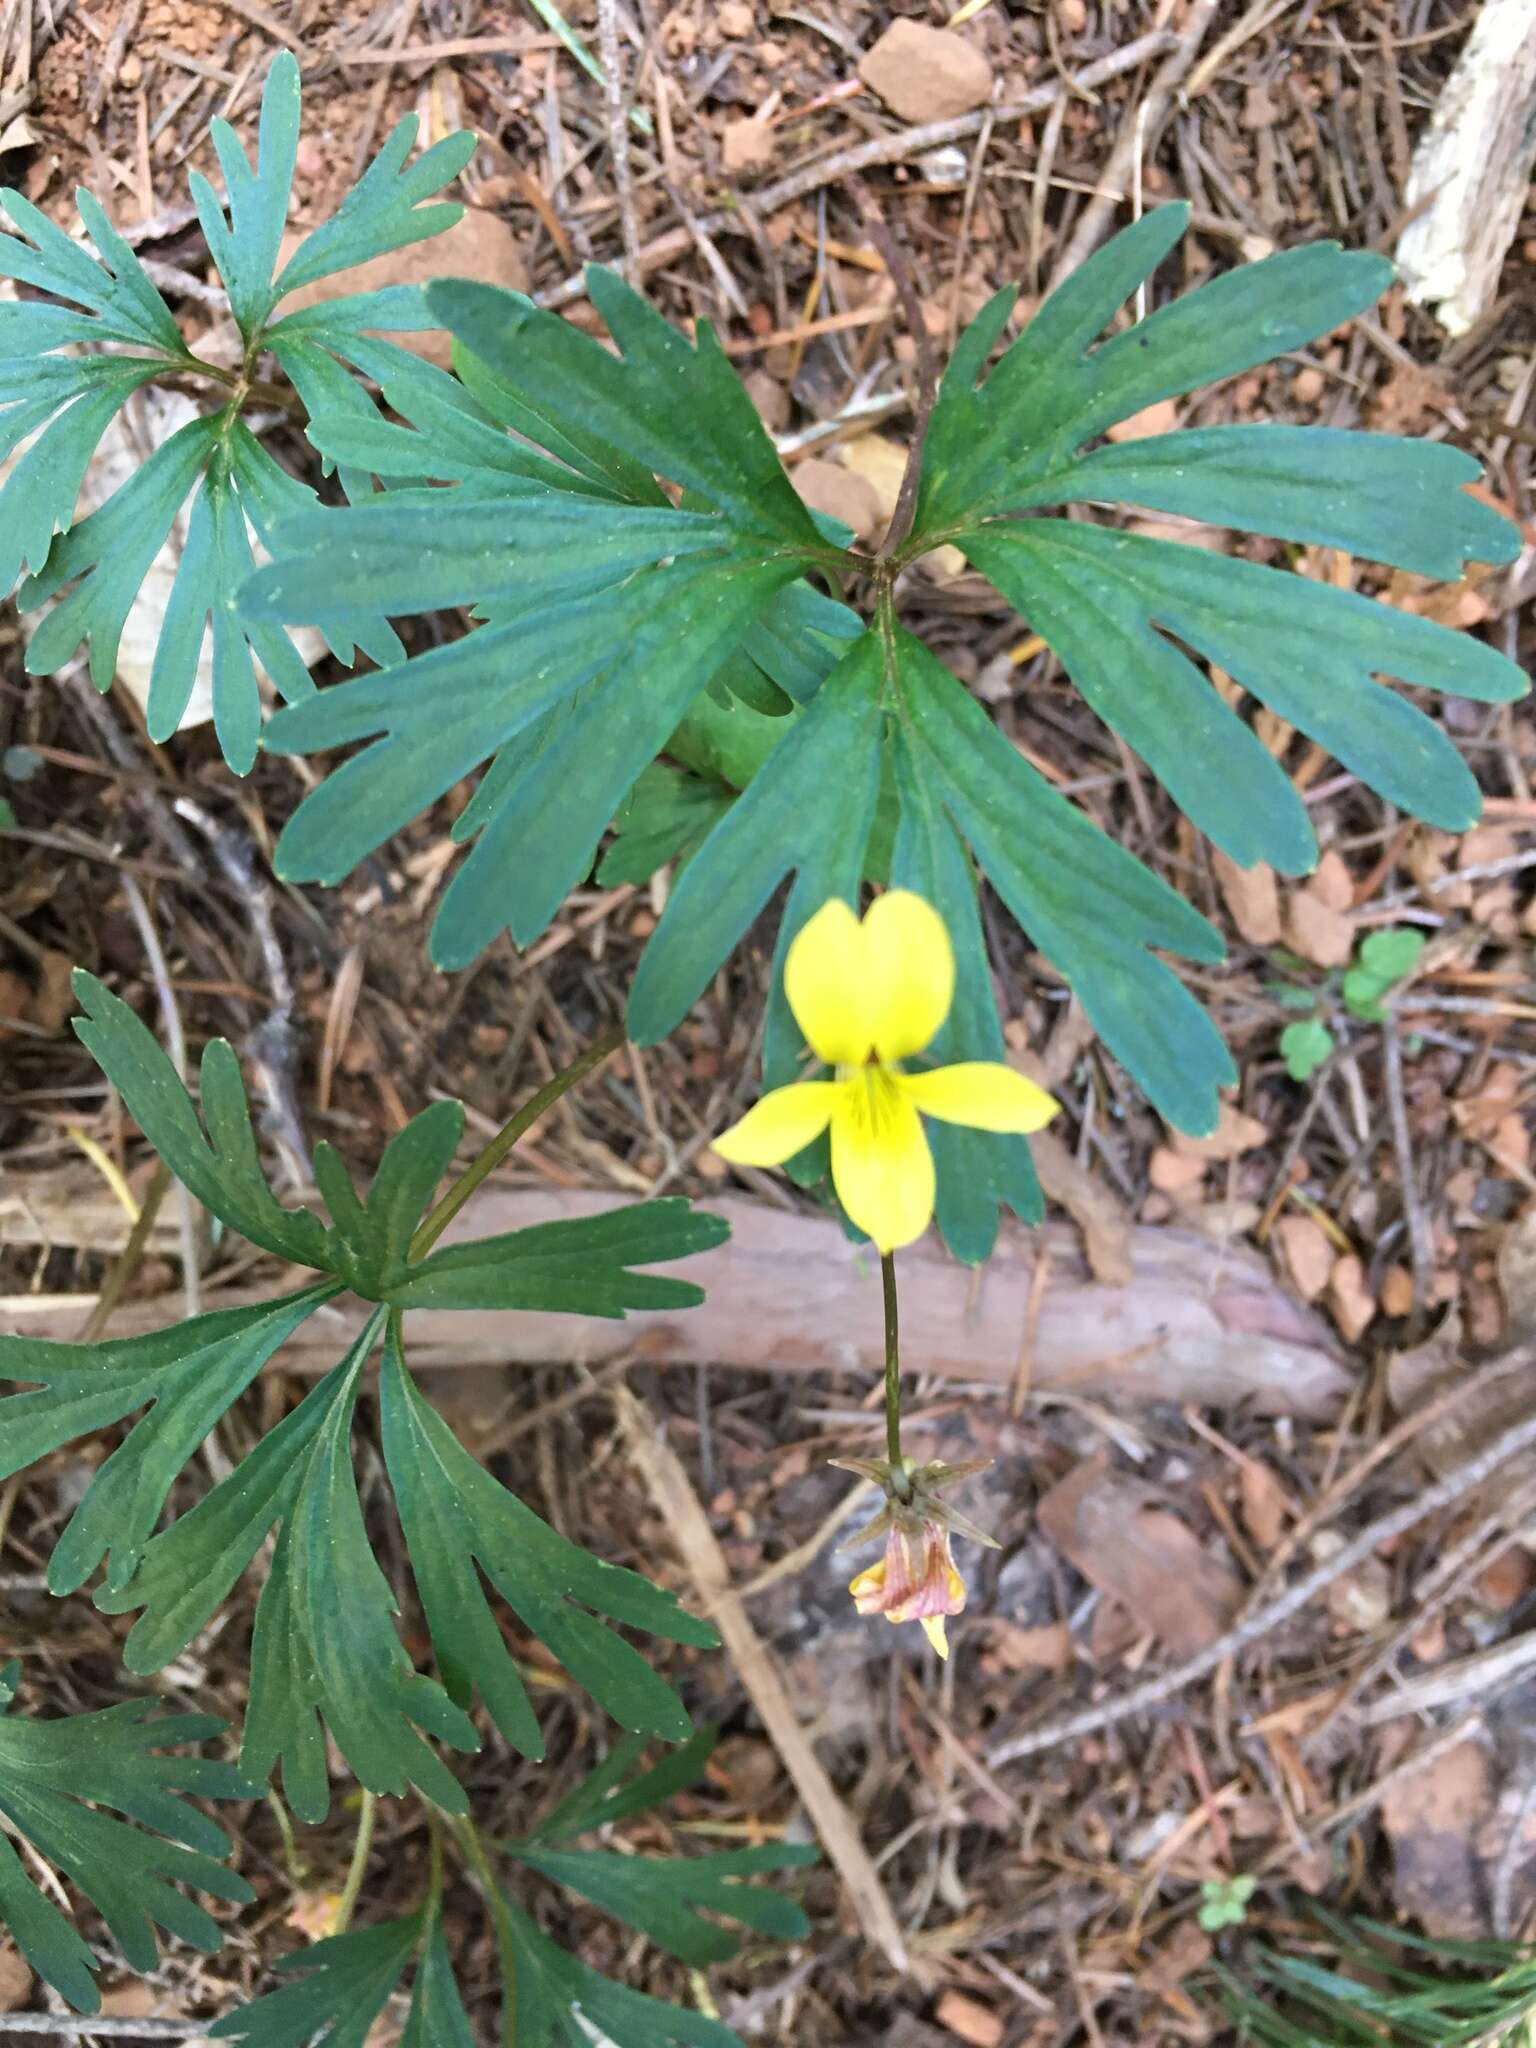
[713,1081,839,1167]
[784,900,873,1066]
[830,1068,935,1253]
[863,890,954,1062]
[900,1062,1059,1134]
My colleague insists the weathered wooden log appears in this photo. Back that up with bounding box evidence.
[0,1187,1350,1418]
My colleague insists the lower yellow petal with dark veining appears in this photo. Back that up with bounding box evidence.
[829,1066,935,1254]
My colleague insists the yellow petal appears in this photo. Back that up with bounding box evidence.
[848,1562,887,1614]
[900,1061,1059,1133]
[920,1615,950,1658]
[863,890,954,1062]
[713,1082,838,1166]
[784,900,873,1066]
[830,1068,935,1253]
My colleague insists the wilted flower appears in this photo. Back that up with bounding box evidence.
[837,1454,997,1661]
[712,891,1058,1253]
[849,1520,967,1659]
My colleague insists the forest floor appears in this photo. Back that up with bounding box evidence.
[1,0,1535,2041]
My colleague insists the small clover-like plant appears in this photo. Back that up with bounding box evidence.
[1199,1873,1258,1933]
[1276,926,1428,1079]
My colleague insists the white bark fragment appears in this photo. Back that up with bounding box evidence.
[1396,0,1536,338]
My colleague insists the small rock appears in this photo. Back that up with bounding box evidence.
[1293,365,1326,404]
[1311,848,1355,910]
[718,0,753,32]
[99,1984,160,2017]
[722,115,774,174]
[858,20,993,124]
[792,456,884,541]
[1379,1735,1494,1938]
[1169,1100,1268,1162]
[1477,1544,1535,1611]
[744,367,789,430]
[1328,1555,1392,1631]
[1149,1146,1207,1194]
[984,1620,1074,1673]
[1380,1263,1416,1317]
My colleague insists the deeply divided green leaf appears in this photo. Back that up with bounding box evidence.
[0,1668,252,2014]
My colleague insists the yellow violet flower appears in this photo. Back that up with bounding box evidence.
[712,891,1059,1253]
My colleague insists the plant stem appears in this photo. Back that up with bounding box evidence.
[881,1251,903,1469]
[331,1789,376,1936]
[409,1021,627,1260]
[447,1811,519,2048]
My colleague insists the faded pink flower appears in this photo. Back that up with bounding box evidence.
[848,1519,966,1659]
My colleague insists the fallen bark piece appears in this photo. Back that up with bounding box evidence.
[0,1189,1353,1419]
[1037,1456,1243,1657]
[1379,1734,1496,1938]
[1395,0,1536,337]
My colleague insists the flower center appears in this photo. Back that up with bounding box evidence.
[837,1061,905,1137]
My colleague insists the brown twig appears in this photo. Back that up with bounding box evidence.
[597,0,639,283]
[847,177,933,559]
[1048,0,1223,289]
[614,1378,908,1970]
[1252,1347,1536,1621]
[1382,1010,1435,1337]
[536,32,1177,311]
[987,1393,1536,1769]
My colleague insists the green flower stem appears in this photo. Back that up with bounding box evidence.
[409,1021,626,1260]
[882,1251,903,1471]
[331,1789,376,1937]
